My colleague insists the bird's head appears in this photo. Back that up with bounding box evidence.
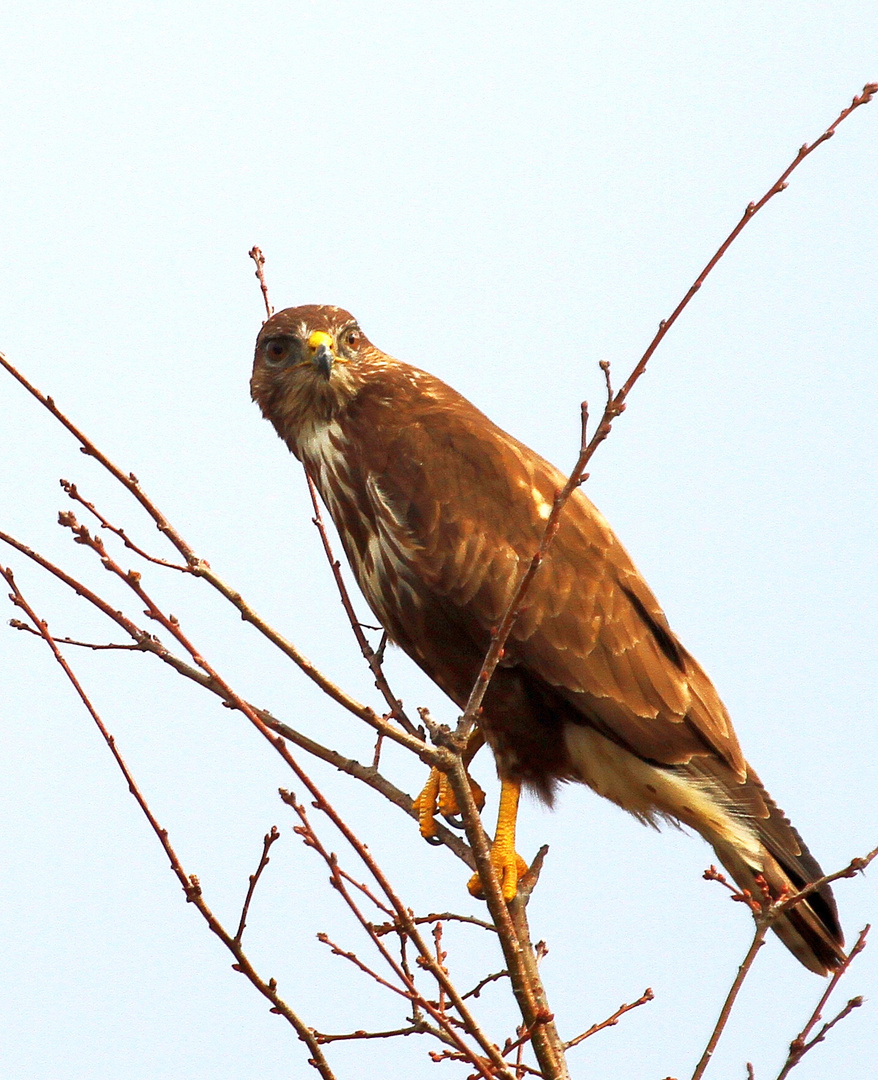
[251,304,377,450]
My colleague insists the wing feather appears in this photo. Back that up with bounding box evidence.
[343,373,744,774]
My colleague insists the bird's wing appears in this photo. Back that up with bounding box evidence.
[355,389,745,776]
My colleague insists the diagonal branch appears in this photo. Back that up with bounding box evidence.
[775,925,870,1080]
[235,826,280,942]
[0,565,338,1080]
[304,471,422,739]
[0,527,472,869]
[455,81,878,739]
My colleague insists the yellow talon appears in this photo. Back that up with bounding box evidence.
[413,767,442,839]
[467,778,528,902]
[413,767,487,839]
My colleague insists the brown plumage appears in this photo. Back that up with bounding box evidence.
[251,303,844,974]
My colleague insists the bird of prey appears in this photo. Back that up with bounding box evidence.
[251,304,844,975]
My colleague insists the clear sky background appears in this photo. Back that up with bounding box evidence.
[1,3,876,1078]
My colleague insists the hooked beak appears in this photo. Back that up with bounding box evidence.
[307,330,335,379]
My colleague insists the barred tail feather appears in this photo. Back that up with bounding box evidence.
[710,787,845,976]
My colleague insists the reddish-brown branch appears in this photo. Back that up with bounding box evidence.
[285,791,512,1078]
[305,471,422,739]
[235,826,281,942]
[775,925,870,1080]
[0,565,337,1080]
[455,83,878,740]
[249,246,274,319]
[564,988,654,1050]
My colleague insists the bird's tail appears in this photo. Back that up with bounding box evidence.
[709,772,845,975]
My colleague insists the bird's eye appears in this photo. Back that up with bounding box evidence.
[341,326,362,354]
[263,337,293,365]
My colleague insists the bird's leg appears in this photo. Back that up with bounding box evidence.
[467,777,529,902]
[413,729,486,840]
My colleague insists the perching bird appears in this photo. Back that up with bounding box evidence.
[251,304,844,975]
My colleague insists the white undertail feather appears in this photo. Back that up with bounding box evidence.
[563,724,764,865]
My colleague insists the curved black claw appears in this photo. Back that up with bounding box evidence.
[424,832,445,846]
[443,814,466,830]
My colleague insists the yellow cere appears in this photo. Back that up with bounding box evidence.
[307,330,334,352]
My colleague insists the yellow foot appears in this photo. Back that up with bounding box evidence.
[467,777,528,902]
[467,845,528,901]
[412,767,486,840]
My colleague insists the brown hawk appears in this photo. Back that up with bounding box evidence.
[251,304,844,975]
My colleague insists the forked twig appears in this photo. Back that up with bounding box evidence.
[455,82,878,741]
[284,790,514,1079]
[0,566,337,1080]
[775,925,870,1080]
[692,858,875,1080]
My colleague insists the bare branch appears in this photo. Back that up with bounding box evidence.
[454,83,878,743]
[235,826,281,942]
[305,471,422,739]
[564,988,654,1050]
[249,245,274,319]
[0,566,337,1080]
[775,925,870,1080]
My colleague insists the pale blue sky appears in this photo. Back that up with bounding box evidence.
[1,3,876,1078]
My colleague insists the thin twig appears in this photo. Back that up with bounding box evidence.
[373,912,498,937]
[235,826,280,942]
[9,621,144,650]
[249,246,274,319]
[316,931,414,1001]
[690,928,768,1080]
[313,1021,434,1044]
[287,792,513,1079]
[0,566,337,1080]
[564,988,654,1050]
[775,925,870,1080]
[60,479,188,570]
[454,82,878,744]
[305,472,421,739]
[461,968,510,1001]
[771,847,878,919]
[335,866,396,919]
